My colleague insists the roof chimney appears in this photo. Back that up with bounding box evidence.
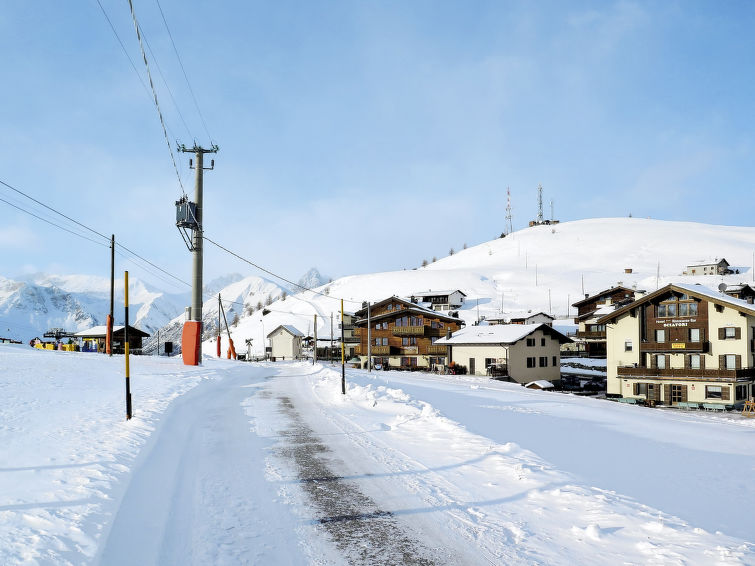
[585,293,589,299]
[446,329,452,339]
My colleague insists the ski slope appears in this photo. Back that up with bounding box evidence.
[1,344,753,564]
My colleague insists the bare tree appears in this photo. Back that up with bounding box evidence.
[265,294,272,306]
[421,259,428,267]
[232,313,240,326]
[449,248,455,256]
[256,300,263,311]
[281,290,288,301]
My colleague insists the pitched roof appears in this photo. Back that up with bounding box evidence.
[74,325,150,338]
[266,324,304,338]
[571,286,636,308]
[412,289,467,298]
[687,258,729,267]
[435,323,571,346]
[596,282,755,324]
[355,296,461,324]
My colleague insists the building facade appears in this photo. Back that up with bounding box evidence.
[354,297,463,369]
[435,323,570,384]
[572,286,639,357]
[411,290,466,312]
[598,283,755,407]
[267,325,303,360]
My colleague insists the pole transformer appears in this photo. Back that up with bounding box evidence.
[177,143,218,365]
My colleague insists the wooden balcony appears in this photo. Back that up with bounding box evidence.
[392,326,426,336]
[617,366,755,382]
[343,335,360,344]
[427,345,447,355]
[575,330,606,340]
[640,341,708,353]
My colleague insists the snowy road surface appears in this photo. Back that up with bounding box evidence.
[1,345,754,564]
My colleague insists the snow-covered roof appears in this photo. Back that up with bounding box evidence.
[412,289,467,298]
[687,258,729,267]
[74,325,125,337]
[525,380,554,389]
[267,324,304,338]
[598,282,755,324]
[435,323,570,345]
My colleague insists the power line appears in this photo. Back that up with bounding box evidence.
[202,235,360,305]
[0,179,110,241]
[126,0,186,196]
[155,0,214,143]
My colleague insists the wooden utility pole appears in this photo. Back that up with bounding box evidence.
[107,234,115,356]
[341,299,345,394]
[124,271,132,420]
[367,302,371,372]
[178,143,218,365]
[330,313,334,363]
[313,314,317,365]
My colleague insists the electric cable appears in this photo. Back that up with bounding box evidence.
[155,0,214,143]
[127,0,187,197]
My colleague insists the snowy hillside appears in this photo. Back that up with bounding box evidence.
[210,218,755,356]
[0,273,186,341]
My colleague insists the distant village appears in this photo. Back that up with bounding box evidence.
[20,254,755,414]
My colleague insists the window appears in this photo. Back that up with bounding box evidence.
[725,354,736,370]
[540,338,546,346]
[658,304,667,317]
[656,354,666,369]
[736,384,748,400]
[689,354,701,369]
[552,355,557,366]
[387,304,393,311]
[689,302,698,315]
[625,340,633,352]
[655,329,666,342]
[484,358,496,368]
[724,327,736,339]
[401,336,416,346]
[671,384,684,403]
[636,383,648,396]
[715,304,724,313]
[526,338,536,347]
[526,357,536,368]
[382,338,388,346]
[667,303,677,317]
[539,356,548,367]
[689,328,700,342]
[678,303,689,317]
[706,385,722,399]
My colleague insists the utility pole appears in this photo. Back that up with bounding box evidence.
[107,235,115,356]
[341,299,345,395]
[330,313,334,363]
[178,142,218,365]
[124,271,132,420]
[217,295,222,358]
[313,314,317,365]
[367,302,372,372]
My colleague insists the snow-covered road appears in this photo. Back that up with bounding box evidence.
[2,346,753,565]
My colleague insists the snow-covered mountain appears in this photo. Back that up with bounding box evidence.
[297,267,329,291]
[144,274,285,354]
[208,218,755,357]
[0,273,186,341]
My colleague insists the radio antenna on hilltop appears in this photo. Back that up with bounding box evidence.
[537,184,544,224]
[505,187,513,235]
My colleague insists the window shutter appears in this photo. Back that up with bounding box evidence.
[700,355,706,370]
[666,355,671,369]
[722,386,731,401]
[736,355,742,370]
[719,355,726,370]
[633,383,639,395]
[735,328,742,339]
[718,328,725,340]
[664,384,671,403]
[684,355,689,369]
[650,354,657,369]
[681,385,688,403]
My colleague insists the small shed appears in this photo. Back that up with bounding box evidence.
[74,325,150,354]
[525,380,554,390]
[267,325,304,361]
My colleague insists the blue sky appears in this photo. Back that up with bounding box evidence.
[1,1,754,291]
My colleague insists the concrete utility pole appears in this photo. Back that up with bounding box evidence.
[178,143,218,365]
[367,302,371,372]
[313,314,317,365]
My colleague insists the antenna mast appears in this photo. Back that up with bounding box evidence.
[537,184,544,224]
[505,187,513,235]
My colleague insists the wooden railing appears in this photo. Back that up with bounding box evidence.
[640,341,707,353]
[617,366,755,381]
[575,330,606,339]
[392,326,426,336]
[427,345,447,355]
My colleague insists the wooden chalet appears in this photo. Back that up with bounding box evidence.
[572,286,639,356]
[598,282,755,408]
[74,325,150,354]
[354,296,464,370]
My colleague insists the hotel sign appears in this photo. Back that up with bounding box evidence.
[658,318,697,328]
[671,343,686,349]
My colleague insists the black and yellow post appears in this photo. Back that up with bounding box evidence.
[340,299,346,395]
[125,271,132,420]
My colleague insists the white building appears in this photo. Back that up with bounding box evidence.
[434,323,571,384]
[267,325,304,361]
[411,290,466,311]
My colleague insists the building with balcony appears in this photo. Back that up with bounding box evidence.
[411,289,466,312]
[597,282,755,407]
[572,286,640,357]
[353,296,463,370]
[434,323,571,383]
[683,258,733,276]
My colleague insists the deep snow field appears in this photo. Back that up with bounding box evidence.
[1,344,754,565]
